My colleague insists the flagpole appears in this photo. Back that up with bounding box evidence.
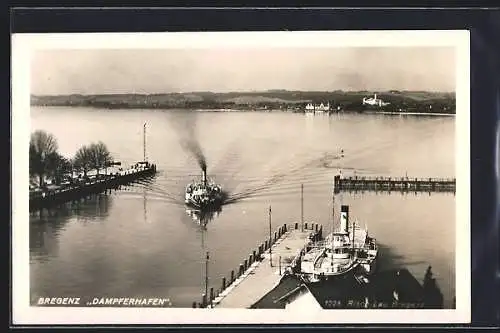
[301,184,304,232]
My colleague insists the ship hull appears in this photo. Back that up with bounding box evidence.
[185,197,224,211]
[184,190,226,211]
[306,261,360,283]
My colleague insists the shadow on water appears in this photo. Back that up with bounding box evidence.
[377,243,445,309]
[377,243,428,271]
[30,193,113,259]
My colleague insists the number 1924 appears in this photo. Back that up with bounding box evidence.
[324,299,342,308]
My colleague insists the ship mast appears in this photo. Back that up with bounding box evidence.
[143,122,147,162]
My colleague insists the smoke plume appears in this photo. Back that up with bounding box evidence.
[182,138,207,173]
[171,110,207,173]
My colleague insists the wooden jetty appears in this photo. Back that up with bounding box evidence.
[29,163,157,211]
[194,222,322,309]
[333,174,455,193]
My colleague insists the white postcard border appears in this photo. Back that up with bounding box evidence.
[12,30,470,325]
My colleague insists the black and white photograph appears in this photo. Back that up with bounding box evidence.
[12,30,470,324]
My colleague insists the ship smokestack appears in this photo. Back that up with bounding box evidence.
[340,205,349,233]
[202,168,207,186]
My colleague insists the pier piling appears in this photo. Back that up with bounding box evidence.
[333,174,455,193]
[230,270,235,283]
[222,277,226,290]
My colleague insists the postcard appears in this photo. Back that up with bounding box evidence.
[12,30,470,325]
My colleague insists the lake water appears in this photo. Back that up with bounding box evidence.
[29,106,456,308]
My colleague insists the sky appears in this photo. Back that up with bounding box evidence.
[31,47,456,95]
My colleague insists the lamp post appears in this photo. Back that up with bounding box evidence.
[205,251,209,307]
[269,205,272,267]
[301,184,304,232]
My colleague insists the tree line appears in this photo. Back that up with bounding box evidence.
[29,130,114,188]
[31,91,456,114]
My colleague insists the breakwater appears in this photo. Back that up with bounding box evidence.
[29,164,157,211]
[333,174,456,193]
[195,222,323,308]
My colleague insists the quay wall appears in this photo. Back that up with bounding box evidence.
[29,164,157,211]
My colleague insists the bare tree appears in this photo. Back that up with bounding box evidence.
[47,153,72,185]
[88,141,113,176]
[73,145,93,177]
[29,130,59,187]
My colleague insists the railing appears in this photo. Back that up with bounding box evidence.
[333,174,456,193]
[338,176,455,183]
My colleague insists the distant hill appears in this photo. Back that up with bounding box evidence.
[30,90,456,114]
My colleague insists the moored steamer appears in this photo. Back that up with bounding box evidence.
[298,200,378,282]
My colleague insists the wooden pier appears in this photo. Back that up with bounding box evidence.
[333,174,455,193]
[196,221,444,310]
[29,163,157,211]
[194,222,322,309]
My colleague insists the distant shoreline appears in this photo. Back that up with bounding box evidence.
[31,105,455,117]
[30,90,456,116]
[363,110,455,117]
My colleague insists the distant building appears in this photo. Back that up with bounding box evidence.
[362,93,390,107]
[305,102,331,113]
